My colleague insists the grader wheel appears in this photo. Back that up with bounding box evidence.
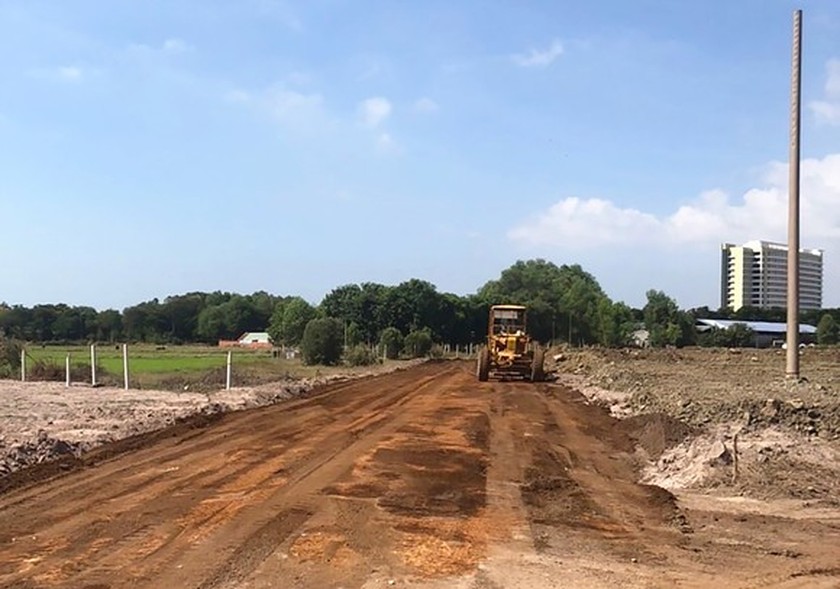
[477,347,490,382]
[530,347,545,382]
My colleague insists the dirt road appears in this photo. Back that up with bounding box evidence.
[1,362,838,588]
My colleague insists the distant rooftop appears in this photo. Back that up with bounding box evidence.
[696,318,817,334]
[728,240,824,257]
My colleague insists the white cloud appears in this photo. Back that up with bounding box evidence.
[285,71,311,86]
[224,89,251,104]
[264,88,324,123]
[509,153,840,248]
[359,97,392,127]
[809,59,840,125]
[162,38,193,53]
[29,65,86,83]
[512,39,564,68]
[376,132,402,155]
[509,197,659,246]
[57,66,83,81]
[127,38,194,57]
[414,97,439,113]
[255,0,303,30]
[811,101,840,124]
[225,85,326,131]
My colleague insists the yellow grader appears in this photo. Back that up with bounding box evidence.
[476,304,545,382]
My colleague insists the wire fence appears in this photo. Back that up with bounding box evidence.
[13,342,480,391]
[17,344,239,390]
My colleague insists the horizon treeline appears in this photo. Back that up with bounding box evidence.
[1,259,838,347]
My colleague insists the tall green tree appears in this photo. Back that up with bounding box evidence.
[161,294,205,342]
[643,290,695,347]
[196,304,228,342]
[97,309,123,342]
[271,297,318,346]
[595,300,635,347]
[382,279,444,336]
[478,259,611,344]
[267,299,287,346]
[0,306,33,340]
[320,284,364,325]
[301,318,344,365]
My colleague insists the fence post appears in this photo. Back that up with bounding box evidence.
[90,344,97,387]
[66,354,71,387]
[21,349,25,382]
[226,350,232,390]
[123,344,129,390]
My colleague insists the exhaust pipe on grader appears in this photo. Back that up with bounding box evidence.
[476,304,545,382]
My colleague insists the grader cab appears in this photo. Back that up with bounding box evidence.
[476,304,545,382]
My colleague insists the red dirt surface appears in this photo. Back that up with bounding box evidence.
[0,361,838,588]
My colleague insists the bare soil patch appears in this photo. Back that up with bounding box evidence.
[0,360,422,484]
[1,361,839,588]
[551,347,840,503]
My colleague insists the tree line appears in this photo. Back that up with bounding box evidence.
[2,258,839,351]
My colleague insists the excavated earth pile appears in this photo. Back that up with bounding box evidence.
[553,347,840,503]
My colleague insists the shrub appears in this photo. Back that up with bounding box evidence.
[344,344,380,367]
[429,344,445,359]
[696,324,755,348]
[345,322,364,347]
[0,337,22,378]
[817,314,839,345]
[301,318,344,365]
[379,327,403,360]
[404,329,434,358]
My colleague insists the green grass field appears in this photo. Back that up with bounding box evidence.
[28,345,267,374]
[23,344,347,390]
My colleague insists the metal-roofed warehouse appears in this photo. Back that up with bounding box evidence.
[696,318,817,348]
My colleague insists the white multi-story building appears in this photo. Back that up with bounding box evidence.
[720,240,823,311]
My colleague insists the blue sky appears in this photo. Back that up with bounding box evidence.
[2,1,840,310]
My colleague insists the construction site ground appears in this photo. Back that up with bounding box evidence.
[1,352,839,588]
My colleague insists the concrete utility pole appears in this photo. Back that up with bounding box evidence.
[90,344,98,387]
[226,350,232,391]
[122,344,130,390]
[786,9,803,379]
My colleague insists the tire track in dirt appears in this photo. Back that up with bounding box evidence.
[482,383,535,551]
[500,381,682,577]
[0,363,457,589]
[156,369,453,589]
[233,364,498,587]
[0,368,440,526]
[0,376,380,504]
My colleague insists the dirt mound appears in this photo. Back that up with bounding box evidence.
[553,347,840,502]
[0,430,86,476]
[744,396,840,438]
[559,347,840,438]
[643,423,840,502]
[0,377,329,485]
[0,409,226,494]
[617,413,696,460]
